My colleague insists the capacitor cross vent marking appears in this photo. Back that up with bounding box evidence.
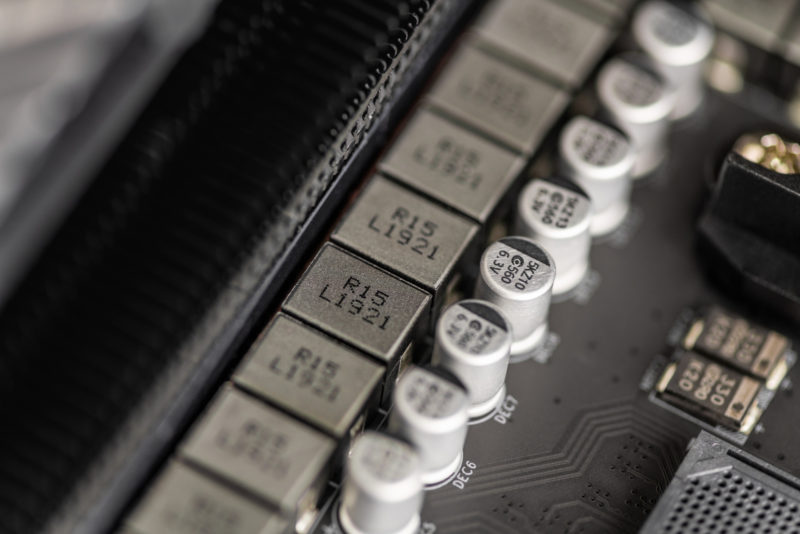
[339,432,424,534]
[516,176,591,295]
[559,115,635,236]
[388,366,469,485]
[433,299,512,418]
[474,236,555,362]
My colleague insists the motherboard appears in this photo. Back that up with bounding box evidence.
[12,1,800,534]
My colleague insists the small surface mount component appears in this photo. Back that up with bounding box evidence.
[425,44,569,155]
[124,461,289,534]
[283,243,430,366]
[179,387,335,528]
[332,176,478,312]
[656,351,763,433]
[379,108,524,223]
[703,0,794,52]
[473,0,613,88]
[233,314,384,439]
[682,306,791,389]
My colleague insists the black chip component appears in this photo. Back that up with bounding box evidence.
[683,306,790,388]
[656,351,763,433]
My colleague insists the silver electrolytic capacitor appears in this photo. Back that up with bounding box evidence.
[559,115,636,236]
[388,366,469,485]
[515,176,592,296]
[474,236,555,361]
[339,432,423,534]
[632,0,714,119]
[433,299,512,418]
[596,54,676,178]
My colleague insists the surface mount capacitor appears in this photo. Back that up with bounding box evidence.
[596,54,676,177]
[339,432,424,534]
[632,0,714,119]
[516,176,592,295]
[682,306,791,389]
[559,115,636,236]
[433,299,512,418]
[474,236,555,361]
[388,366,469,484]
[656,351,763,433]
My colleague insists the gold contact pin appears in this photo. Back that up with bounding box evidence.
[734,132,800,175]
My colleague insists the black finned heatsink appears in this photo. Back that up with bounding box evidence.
[0,1,475,532]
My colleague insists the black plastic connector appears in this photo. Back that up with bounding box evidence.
[698,151,800,321]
